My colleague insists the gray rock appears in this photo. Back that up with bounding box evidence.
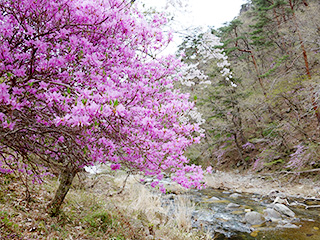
[209,196,220,201]
[268,189,286,199]
[266,203,275,209]
[244,212,265,225]
[226,203,240,209]
[273,196,289,205]
[274,203,295,218]
[263,208,281,222]
[230,193,242,199]
[278,223,299,229]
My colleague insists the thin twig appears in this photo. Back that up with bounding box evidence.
[108,171,131,197]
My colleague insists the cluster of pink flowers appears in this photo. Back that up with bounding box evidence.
[0,0,206,189]
[242,142,255,151]
[286,144,310,169]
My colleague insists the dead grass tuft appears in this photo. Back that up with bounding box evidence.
[0,171,207,240]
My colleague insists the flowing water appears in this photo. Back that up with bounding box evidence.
[88,169,320,239]
[175,188,320,239]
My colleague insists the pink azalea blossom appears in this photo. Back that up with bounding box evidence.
[0,0,206,192]
[110,164,121,171]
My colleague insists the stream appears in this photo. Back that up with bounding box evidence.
[87,167,320,239]
[170,188,320,239]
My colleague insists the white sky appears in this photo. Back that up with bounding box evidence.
[187,0,247,28]
[139,0,247,53]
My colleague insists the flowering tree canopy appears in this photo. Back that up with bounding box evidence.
[0,0,206,214]
[180,31,236,87]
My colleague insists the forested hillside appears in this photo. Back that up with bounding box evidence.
[178,0,320,174]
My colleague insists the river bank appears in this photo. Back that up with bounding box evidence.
[85,164,320,199]
[204,170,320,200]
[1,168,320,240]
[195,171,320,239]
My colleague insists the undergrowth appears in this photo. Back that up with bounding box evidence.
[0,171,208,240]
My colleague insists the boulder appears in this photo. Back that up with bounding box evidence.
[263,208,281,222]
[244,212,265,225]
[274,203,295,218]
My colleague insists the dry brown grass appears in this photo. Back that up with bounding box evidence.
[204,170,320,198]
[0,171,208,240]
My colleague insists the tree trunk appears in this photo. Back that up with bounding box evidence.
[49,167,77,217]
[233,132,246,168]
[287,0,320,123]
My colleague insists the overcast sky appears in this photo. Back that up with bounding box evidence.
[139,0,247,53]
[187,0,247,28]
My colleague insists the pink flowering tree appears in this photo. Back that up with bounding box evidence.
[0,0,205,216]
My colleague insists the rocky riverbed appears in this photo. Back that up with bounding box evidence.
[158,170,320,239]
[87,166,320,239]
[190,171,320,239]
[204,170,320,200]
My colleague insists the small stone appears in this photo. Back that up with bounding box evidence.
[250,230,259,237]
[226,203,240,209]
[230,193,242,199]
[273,196,289,205]
[281,223,299,229]
[209,196,220,201]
